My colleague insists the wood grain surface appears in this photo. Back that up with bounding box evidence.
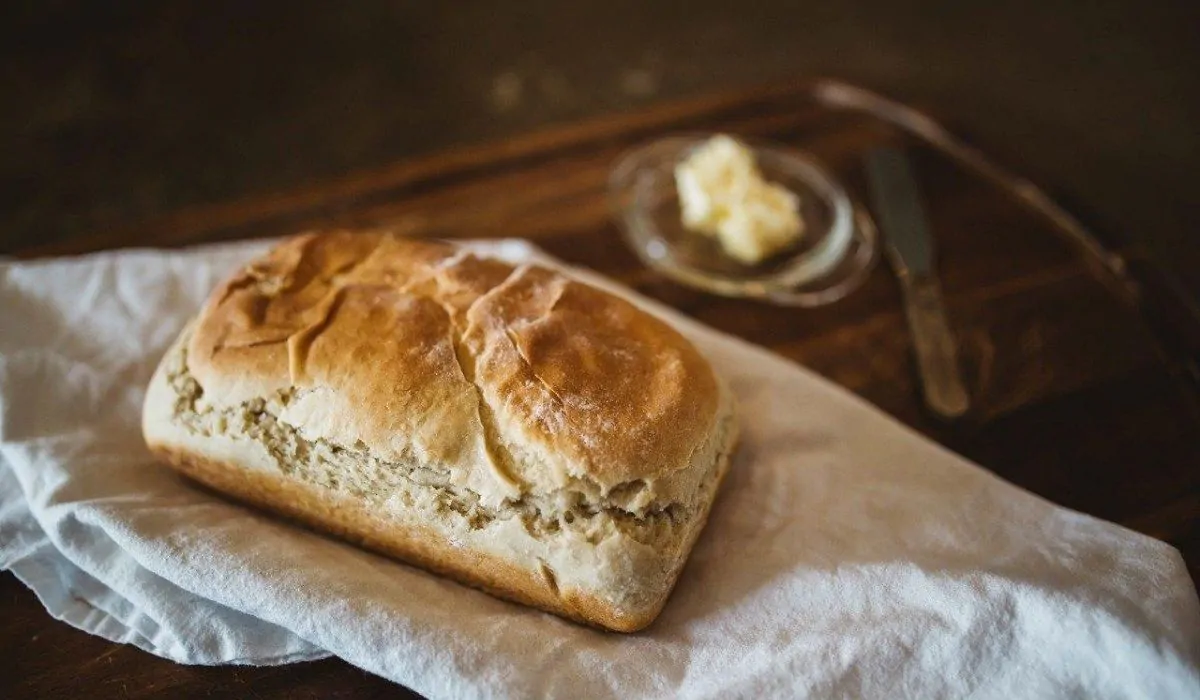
[4,81,1198,699]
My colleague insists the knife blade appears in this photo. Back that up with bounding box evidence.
[865,146,970,419]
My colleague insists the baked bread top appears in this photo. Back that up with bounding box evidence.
[186,231,723,514]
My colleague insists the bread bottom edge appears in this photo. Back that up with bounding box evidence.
[147,430,736,633]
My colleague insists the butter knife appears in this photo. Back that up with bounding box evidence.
[865,147,970,419]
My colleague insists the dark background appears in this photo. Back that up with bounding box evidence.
[4,0,1199,286]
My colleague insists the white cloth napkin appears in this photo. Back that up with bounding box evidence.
[1,240,1197,699]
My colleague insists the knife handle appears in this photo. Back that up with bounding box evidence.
[899,273,970,418]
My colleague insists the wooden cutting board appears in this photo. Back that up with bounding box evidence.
[6,80,1199,699]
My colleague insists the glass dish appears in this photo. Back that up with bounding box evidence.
[608,135,878,306]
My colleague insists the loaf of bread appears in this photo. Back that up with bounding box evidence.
[142,231,738,632]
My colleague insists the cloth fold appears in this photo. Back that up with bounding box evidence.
[1,240,1197,699]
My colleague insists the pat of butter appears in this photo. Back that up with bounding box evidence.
[674,135,803,264]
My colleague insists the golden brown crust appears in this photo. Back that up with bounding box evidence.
[186,231,722,503]
[147,437,735,632]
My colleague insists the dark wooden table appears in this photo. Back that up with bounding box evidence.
[4,82,1198,699]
